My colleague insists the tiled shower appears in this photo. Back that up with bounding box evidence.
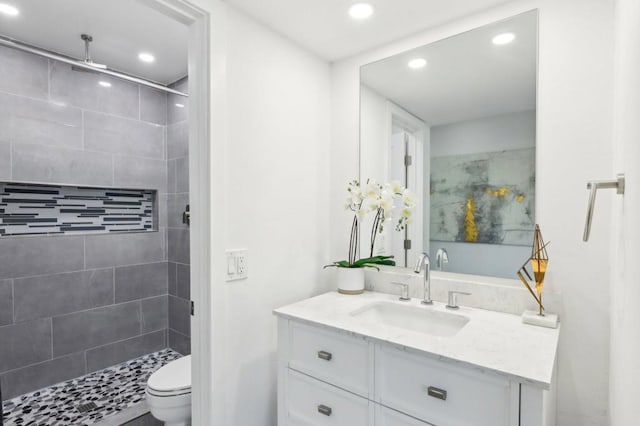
[0,43,191,407]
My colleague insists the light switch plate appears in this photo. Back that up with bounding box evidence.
[226,249,248,281]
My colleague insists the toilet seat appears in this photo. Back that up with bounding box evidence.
[147,387,191,397]
[147,355,192,395]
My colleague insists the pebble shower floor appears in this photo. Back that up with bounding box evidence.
[1,349,181,425]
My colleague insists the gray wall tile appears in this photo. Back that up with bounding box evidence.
[14,269,114,322]
[0,46,49,100]
[168,329,190,356]
[140,86,167,125]
[168,228,190,264]
[0,236,84,279]
[12,143,113,186]
[84,111,164,159]
[114,156,167,193]
[0,92,82,149]
[167,159,177,193]
[85,232,164,269]
[167,193,189,228]
[168,295,190,336]
[52,301,141,357]
[0,279,13,326]
[115,262,167,303]
[167,79,188,125]
[175,156,189,193]
[167,262,177,296]
[141,296,168,333]
[0,141,10,180]
[49,62,139,119]
[176,264,190,300]
[85,330,165,373]
[0,318,52,372]
[0,352,85,399]
[167,121,188,159]
[157,193,168,228]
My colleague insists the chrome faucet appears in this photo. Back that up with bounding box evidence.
[435,248,449,271]
[414,253,433,305]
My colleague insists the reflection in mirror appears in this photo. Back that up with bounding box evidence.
[360,11,537,278]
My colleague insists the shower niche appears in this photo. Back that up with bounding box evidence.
[0,182,157,237]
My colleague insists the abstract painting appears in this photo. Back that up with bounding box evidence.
[430,148,535,246]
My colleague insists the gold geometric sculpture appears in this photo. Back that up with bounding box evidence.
[517,224,549,316]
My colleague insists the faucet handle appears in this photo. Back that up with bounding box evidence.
[391,282,410,301]
[446,291,471,309]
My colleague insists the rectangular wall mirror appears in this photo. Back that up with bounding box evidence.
[359,10,538,278]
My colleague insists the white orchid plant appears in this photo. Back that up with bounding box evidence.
[324,179,416,269]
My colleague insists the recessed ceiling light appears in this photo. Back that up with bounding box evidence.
[408,58,427,69]
[175,103,185,108]
[349,3,374,20]
[0,3,19,16]
[492,33,515,45]
[138,52,155,63]
[98,81,111,88]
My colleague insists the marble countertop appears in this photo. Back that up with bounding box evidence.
[274,291,560,389]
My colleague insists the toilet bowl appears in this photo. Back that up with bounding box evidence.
[146,355,192,426]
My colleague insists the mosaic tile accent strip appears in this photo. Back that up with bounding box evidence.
[1,349,181,426]
[0,182,156,237]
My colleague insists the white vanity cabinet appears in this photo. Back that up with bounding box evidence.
[277,316,556,426]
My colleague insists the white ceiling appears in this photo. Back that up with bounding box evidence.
[0,0,524,86]
[361,11,537,126]
[224,0,516,61]
[0,0,188,84]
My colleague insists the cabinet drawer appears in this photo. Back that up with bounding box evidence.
[375,345,512,426]
[375,405,432,426]
[287,369,371,426]
[289,321,369,396]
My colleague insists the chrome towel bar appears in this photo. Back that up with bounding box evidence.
[583,173,625,241]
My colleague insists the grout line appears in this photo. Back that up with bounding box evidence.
[138,300,143,335]
[11,278,15,325]
[50,317,54,360]
[138,84,141,121]
[167,328,190,339]
[0,288,170,330]
[81,109,85,150]
[9,140,13,180]
[47,59,51,101]
[5,260,167,282]
[112,267,116,305]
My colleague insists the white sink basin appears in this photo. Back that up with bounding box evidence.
[350,301,470,338]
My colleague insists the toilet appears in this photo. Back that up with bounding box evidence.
[146,355,192,426]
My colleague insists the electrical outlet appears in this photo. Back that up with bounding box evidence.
[226,249,248,281]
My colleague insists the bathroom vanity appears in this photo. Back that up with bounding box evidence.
[275,291,559,426]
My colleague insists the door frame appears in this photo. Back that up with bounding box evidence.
[139,0,225,423]
[385,101,427,266]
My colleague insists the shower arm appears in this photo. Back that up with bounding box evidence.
[0,36,188,97]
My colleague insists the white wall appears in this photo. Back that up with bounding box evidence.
[609,0,640,424]
[430,111,535,278]
[360,85,388,184]
[183,1,332,424]
[331,1,614,424]
[430,110,536,157]
[220,7,332,426]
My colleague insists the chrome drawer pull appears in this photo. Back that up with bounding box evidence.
[317,350,332,361]
[427,386,447,401]
[317,404,332,416]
